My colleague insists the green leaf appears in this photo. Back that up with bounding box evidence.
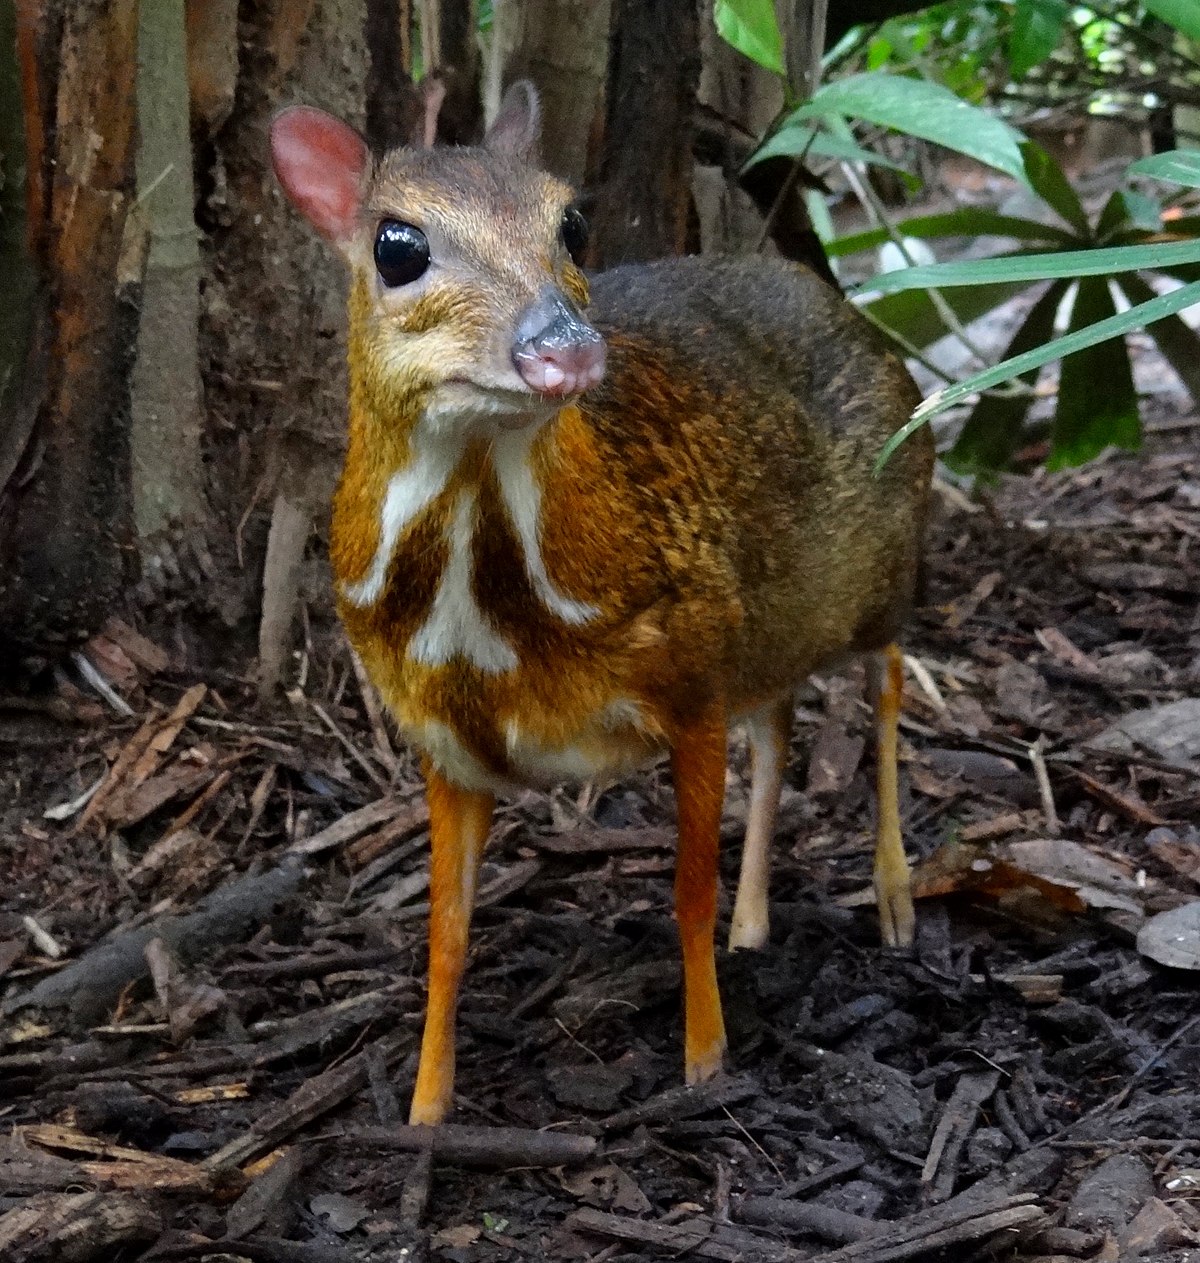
[858,238,1200,294]
[786,73,1028,184]
[714,0,785,74]
[827,208,1072,259]
[1142,0,1200,43]
[864,279,1031,349]
[1116,272,1200,402]
[1049,278,1140,469]
[946,281,1068,474]
[877,278,1200,468]
[1095,189,1132,240]
[1009,0,1067,79]
[1120,190,1167,233]
[1021,141,1089,236]
[1128,149,1200,190]
[745,125,910,173]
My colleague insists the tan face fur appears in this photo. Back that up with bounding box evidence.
[343,148,591,438]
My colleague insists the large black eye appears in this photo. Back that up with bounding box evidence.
[374,220,430,287]
[561,207,588,265]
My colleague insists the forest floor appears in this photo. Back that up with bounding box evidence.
[2,373,1200,1260]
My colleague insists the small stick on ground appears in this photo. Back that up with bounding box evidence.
[399,1146,433,1224]
[5,858,306,1027]
[922,1070,1001,1202]
[601,1075,758,1132]
[1028,736,1060,835]
[340,1123,597,1169]
[203,1031,410,1174]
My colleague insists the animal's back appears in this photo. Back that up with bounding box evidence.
[582,254,933,709]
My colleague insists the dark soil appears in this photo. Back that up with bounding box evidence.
[2,411,1199,1262]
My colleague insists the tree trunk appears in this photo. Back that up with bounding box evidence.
[365,0,423,151]
[0,0,141,664]
[693,0,837,284]
[198,0,369,689]
[589,0,700,267]
[488,0,611,186]
[433,0,482,143]
[131,0,207,545]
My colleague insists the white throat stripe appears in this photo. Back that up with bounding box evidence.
[341,442,459,607]
[492,433,599,625]
[408,490,518,674]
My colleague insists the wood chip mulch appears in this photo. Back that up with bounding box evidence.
[2,420,1200,1262]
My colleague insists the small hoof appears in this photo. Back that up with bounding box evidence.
[875,871,916,950]
[685,1038,727,1085]
[409,1093,451,1126]
[728,918,768,951]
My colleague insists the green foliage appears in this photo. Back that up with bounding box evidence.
[712,0,1200,475]
[1009,0,1069,80]
[783,73,1028,183]
[855,142,1200,473]
[1130,149,1200,189]
[1141,0,1200,43]
[713,0,784,75]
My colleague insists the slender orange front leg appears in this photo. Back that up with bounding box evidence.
[410,765,494,1126]
[670,701,728,1084]
[872,643,915,948]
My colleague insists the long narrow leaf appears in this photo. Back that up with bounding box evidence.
[1050,278,1139,468]
[946,281,1068,474]
[1141,0,1200,42]
[1129,149,1200,190]
[828,209,1073,258]
[714,0,785,73]
[786,73,1028,183]
[746,125,910,172]
[1117,272,1200,403]
[1021,141,1089,236]
[876,278,1200,468]
[860,238,1200,294]
[863,280,1031,349]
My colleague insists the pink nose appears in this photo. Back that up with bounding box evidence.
[512,288,606,398]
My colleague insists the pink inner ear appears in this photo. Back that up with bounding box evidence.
[270,106,369,245]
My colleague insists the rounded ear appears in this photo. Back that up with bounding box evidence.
[270,105,370,246]
[485,80,541,161]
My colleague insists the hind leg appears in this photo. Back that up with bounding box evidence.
[729,694,793,951]
[870,644,914,948]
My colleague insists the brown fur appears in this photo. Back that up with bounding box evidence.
[335,245,932,782]
[278,113,933,1120]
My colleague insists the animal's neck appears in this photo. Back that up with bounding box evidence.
[333,402,599,673]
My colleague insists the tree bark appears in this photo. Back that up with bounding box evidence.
[590,0,700,267]
[433,0,482,144]
[131,0,207,544]
[365,0,423,151]
[0,0,141,663]
[489,0,612,186]
[199,0,368,687]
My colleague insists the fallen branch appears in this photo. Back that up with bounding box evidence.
[601,1074,759,1132]
[341,1122,597,1169]
[202,1031,409,1174]
[5,858,306,1027]
[0,1191,160,1263]
[739,1197,880,1245]
[567,1208,808,1262]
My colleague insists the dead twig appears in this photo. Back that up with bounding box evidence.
[6,858,305,1026]
[340,1122,597,1169]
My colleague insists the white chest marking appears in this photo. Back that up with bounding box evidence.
[341,441,459,608]
[341,421,594,668]
[492,432,599,625]
[408,490,518,674]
